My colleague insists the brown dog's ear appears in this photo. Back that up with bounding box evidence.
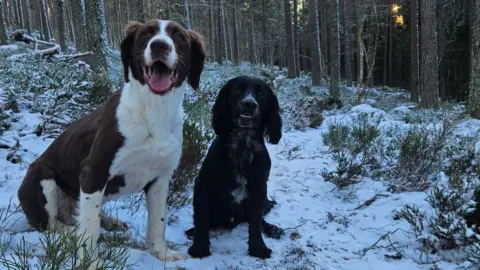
[120,21,142,82]
[187,31,207,91]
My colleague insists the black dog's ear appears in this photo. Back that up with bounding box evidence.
[212,81,232,136]
[120,21,142,82]
[188,31,207,91]
[263,85,282,144]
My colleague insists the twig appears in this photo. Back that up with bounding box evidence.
[283,219,308,232]
[62,51,93,60]
[354,194,390,210]
[360,228,401,258]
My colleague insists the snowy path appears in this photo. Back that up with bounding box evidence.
[0,108,459,270]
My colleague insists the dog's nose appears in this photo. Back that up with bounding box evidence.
[150,40,171,54]
[241,100,258,114]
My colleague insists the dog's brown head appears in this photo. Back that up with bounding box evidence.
[120,20,206,95]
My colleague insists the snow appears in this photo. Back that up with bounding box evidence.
[0,45,17,51]
[0,57,479,269]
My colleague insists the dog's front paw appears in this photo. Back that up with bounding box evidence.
[150,248,188,262]
[188,243,211,258]
[184,227,195,239]
[264,225,285,239]
[248,245,272,259]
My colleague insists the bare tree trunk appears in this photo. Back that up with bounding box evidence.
[72,0,87,51]
[58,0,67,51]
[388,0,392,85]
[293,0,300,75]
[85,0,109,74]
[343,0,352,86]
[24,0,31,33]
[220,0,228,60]
[262,0,267,64]
[41,0,50,41]
[420,0,439,108]
[248,4,254,63]
[284,0,295,78]
[18,0,24,29]
[216,4,223,65]
[410,0,419,102]
[356,0,364,87]
[329,0,340,97]
[232,0,239,64]
[209,0,215,62]
[437,0,447,101]
[0,0,8,45]
[184,0,191,29]
[467,0,480,116]
[137,0,145,22]
[310,0,321,85]
[224,2,232,62]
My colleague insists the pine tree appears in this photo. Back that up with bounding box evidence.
[467,0,480,117]
[58,0,67,52]
[0,0,8,45]
[420,0,439,108]
[85,0,109,74]
[284,0,295,78]
[329,0,340,97]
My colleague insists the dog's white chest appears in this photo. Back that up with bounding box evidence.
[105,84,184,199]
[231,175,248,203]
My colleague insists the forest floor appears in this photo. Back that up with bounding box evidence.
[0,43,479,270]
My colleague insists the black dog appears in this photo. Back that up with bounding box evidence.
[185,75,284,259]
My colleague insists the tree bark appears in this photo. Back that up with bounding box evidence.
[0,0,8,45]
[410,0,419,102]
[85,0,109,74]
[72,0,87,51]
[58,0,67,51]
[420,0,439,108]
[232,0,239,64]
[284,0,295,78]
[437,0,447,101]
[343,0,352,86]
[216,4,223,65]
[329,0,340,97]
[137,0,145,22]
[310,0,321,85]
[293,0,300,76]
[41,0,50,41]
[467,0,480,115]
[262,0,267,64]
[356,0,365,87]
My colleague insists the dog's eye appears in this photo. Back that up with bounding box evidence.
[257,90,264,96]
[141,32,151,38]
[175,33,184,41]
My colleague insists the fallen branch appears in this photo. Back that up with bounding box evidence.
[39,45,61,57]
[354,194,390,210]
[62,51,93,60]
[13,31,56,47]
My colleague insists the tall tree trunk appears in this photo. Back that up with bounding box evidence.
[262,0,268,64]
[420,0,439,108]
[356,0,365,87]
[128,0,136,21]
[0,0,8,45]
[72,0,87,51]
[209,0,215,62]
[310,0,321,85]
[467,0,480,116]
[58,0,67,51]
[41,0,50,41]
[388,0,393,85]
[437,0,447,101]
[24,0,31,33]
[18,0,24,29]
[85,0,109,74]
[232,0,239,64]
[248,5,255,63]
[184,0,191,29]
[293,0,300,75]
[216,4,223,65]
[225,2,232,62]
[221,0,228,61]
[329,0,340,97]
[343,0,352,86]
[410,0,419,102]
[137,0,145,22]
[284,0,295,78]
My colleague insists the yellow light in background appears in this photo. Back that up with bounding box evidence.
[394,15,404,25]
[392,4,401,13]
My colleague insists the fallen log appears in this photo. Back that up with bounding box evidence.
[39,45,61,57]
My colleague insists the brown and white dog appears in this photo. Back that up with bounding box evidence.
[17,19,206,268]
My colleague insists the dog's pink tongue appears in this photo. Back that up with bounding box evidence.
[149,72,171,93]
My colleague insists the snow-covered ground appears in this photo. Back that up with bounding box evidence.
[0,48,479,269]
